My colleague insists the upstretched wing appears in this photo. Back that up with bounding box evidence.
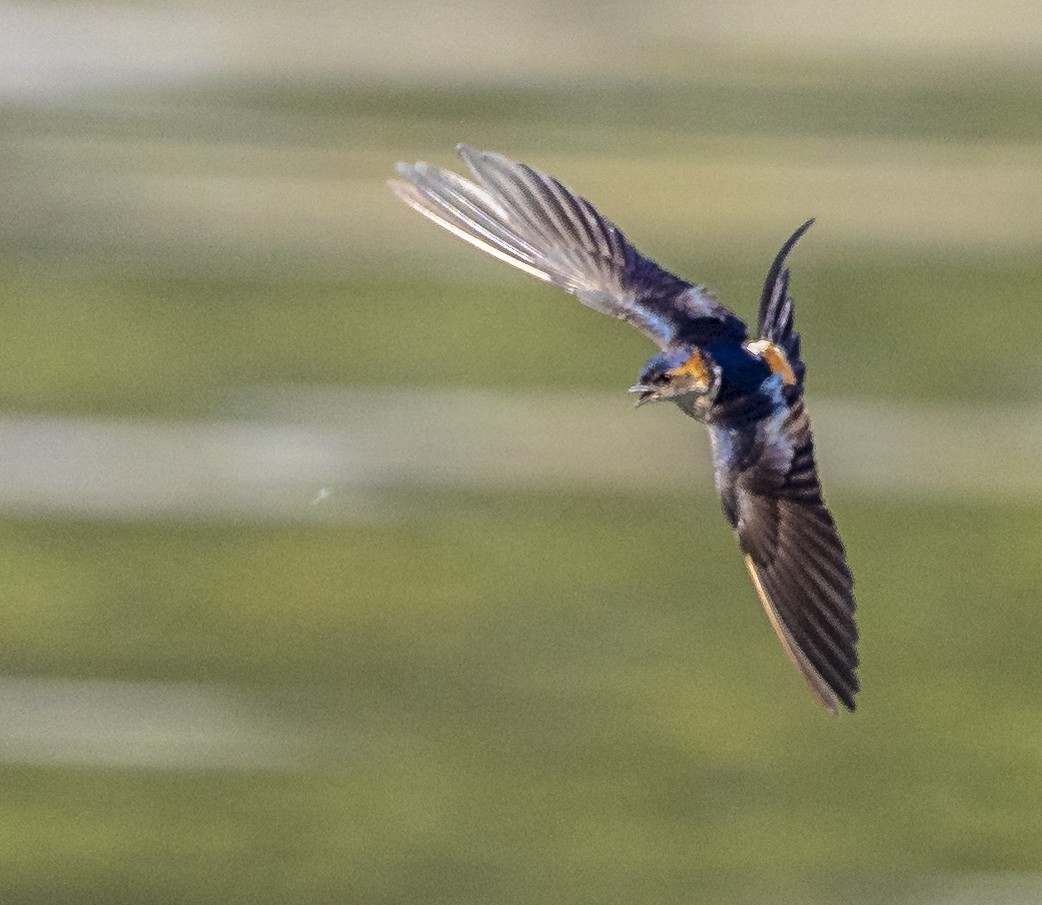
[390,144,747,349]
[713,395,859,713]
[757,219,815,387]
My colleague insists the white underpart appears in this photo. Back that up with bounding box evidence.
[708,426,732,484]
[755,375,797,478]
[708,377,792,500]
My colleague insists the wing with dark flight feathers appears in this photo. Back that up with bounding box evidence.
[390,145,747,349]
[718,397,859,713]
[757,218,814,387]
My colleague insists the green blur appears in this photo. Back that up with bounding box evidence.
[2,39,1042,905]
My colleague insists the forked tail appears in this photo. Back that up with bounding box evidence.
[756,218,814,386]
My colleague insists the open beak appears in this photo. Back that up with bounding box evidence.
[628,384,660,407]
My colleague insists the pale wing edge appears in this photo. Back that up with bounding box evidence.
[389,174,555,285]
[744,555,843,715]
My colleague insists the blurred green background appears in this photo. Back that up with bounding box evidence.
[3,2,1042,903]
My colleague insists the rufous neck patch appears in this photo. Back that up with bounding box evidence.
[746,339,797,386]
[668,350,711,386]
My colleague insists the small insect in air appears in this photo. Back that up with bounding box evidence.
[389,145,859,714]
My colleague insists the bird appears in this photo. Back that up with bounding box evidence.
[389,145,859,714]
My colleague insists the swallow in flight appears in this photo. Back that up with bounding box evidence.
[389,146,859,713]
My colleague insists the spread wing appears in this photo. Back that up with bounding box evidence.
[713,396,859,713]
[757,218,814,387]
[390,144,747,349]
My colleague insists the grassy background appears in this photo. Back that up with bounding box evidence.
[3,4,1042,903]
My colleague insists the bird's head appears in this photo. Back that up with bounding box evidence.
[629,348,718,407]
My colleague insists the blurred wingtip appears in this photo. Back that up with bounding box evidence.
[387,176,416,204]
[456,142,481,165]
[743,554,851,716]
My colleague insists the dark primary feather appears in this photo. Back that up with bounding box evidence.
[390,144,746,349]
[718,398,859,713]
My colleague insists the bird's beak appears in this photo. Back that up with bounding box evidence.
[628,384,660,407]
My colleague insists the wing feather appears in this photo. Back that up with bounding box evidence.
[717,397,859,712]
[744,556,844,714]
[391,145,747,349]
